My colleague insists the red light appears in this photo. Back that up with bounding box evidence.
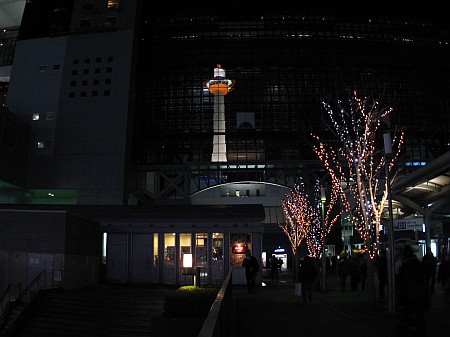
[232,245,245,254]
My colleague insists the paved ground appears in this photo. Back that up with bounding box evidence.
[233,269,449,337]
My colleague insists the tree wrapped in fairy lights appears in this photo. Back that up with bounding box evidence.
[280,179,341,258]
[306,180,342,258]
[312,91,404,260]
[280,181,310,256]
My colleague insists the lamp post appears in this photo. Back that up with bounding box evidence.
[183,253,197,286]
[383,132,396,316]
[321,187,327,292]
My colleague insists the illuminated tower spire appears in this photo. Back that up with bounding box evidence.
[204,64,234,162]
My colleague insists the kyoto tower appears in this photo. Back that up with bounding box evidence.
[204,64,235,162]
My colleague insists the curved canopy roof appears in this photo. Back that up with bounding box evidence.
[392,150,450,220]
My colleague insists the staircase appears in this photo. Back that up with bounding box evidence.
[12,285,174,337]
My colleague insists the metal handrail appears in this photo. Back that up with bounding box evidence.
[0,270,47,333]
[197,270,233,337]
[0,283,21,317]
[0,285,12,316]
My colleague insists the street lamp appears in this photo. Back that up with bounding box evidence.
[321,187,327,293]
[383,132,396,316]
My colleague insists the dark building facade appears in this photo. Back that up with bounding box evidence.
[1,1,450,286]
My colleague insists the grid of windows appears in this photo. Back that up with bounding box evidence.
[68,56,113,98]
[135,5,450,166]
[0,27,19,67]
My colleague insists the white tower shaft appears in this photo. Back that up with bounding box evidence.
[212,94,227,162]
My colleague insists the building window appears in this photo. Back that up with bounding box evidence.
[93,79,99,85]
[105,78,111,84]
[72,70,78,75]
[37,141,45,149]
[105,16,118,26]
[106,67,112,73]
[104,90,110,96]
[96,57,102,63]
[81,2,94,11]
[92,91,98,96]
[70,81,76,86]
[69,92,75,98]
[38,65,47,72]
[107,0,120,9]
[84,58,90,64]
[73,59,79,64]
[46,112,55,120]
[52,64,61,70]
[94,68,100,74]
[81,91,87,97]
[107,56,113,62]
[32,113,40,121]
[80,19,91,27]
[83,69,89,75]
[82,80,88,86]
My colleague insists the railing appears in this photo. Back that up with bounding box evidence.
[0,270,49,334]
[0,283,21,317]
[197,270,233,337]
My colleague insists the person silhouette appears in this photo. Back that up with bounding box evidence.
[298,255,318,302]
[396,245,429,337]
[422,248,437,293]
[242,251,259,294]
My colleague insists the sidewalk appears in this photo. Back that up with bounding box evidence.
[233,269,449,337]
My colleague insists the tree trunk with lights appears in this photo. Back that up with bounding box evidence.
[312,91,404,306]
[281,179,341,288]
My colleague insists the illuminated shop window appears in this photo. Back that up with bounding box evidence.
[196,233,207,268]
[230,233,251,266]
[164,233,176,270]
[180,233,191,258]
[153,233,159,266]
[212,233,223,261]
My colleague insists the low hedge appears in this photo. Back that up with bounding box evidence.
[163,286,219,318]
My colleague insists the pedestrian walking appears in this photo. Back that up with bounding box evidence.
[358,254,367,291]
[337,252,349,292]
[422,248,437,293]
[270,255,279,282]
[437,254,450,304]
[348,254,360,291]
[396,245,430,337]
[298,255,318,303]
[242,251,259,294]
[376,250,388,300]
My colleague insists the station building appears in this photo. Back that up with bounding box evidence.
[1,0,450,291]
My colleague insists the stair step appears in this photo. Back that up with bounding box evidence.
[13,285,174,337]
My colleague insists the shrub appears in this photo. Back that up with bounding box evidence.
[163,286,218,318]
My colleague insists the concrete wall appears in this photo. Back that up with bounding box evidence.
[0,209,100,294]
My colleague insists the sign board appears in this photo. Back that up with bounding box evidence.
[232,244,246,254]
[393,218,424,231]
